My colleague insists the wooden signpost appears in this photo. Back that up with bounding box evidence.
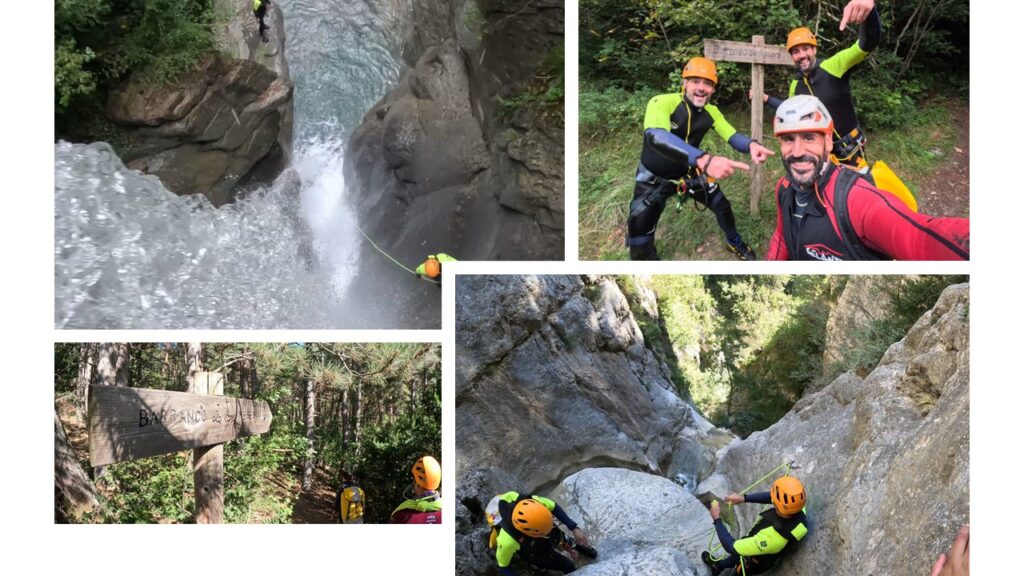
[88,373,272,523]
[705,37,792,216]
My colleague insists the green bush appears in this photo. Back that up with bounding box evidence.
[56,0,216,137]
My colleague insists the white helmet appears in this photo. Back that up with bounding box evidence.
[773,95,833,136]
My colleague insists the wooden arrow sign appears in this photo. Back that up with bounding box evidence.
[88,386,272,467]
[704,39,791,66]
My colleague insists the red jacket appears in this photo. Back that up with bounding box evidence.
[766,165,969,260]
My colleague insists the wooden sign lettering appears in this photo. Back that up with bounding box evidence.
[704,39,791,66]
[88,386,272,467]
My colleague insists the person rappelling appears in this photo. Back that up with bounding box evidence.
[702,475,809,575]
[415,253,458,283]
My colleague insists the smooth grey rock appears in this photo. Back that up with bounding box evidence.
[700,284,969,576]
[346,0,565,262]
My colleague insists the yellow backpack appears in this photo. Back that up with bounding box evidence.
[341,486,365,524]
[870,160,918,212]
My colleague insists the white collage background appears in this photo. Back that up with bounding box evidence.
[4,2,1010,574]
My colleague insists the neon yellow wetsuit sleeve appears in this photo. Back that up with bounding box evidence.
[643,94,683,131]
[789,42,870,96]
[496,529,521,567]
[705,104,738,142]
[820,43,870,78]
[732,526,790,556]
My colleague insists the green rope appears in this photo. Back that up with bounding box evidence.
[705,460,796,569]
[356,224,440,285]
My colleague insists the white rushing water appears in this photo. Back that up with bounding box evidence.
[54,0,402,328]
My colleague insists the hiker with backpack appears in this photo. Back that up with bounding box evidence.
[333,470,365,524]
[765,95,969,260]
[390,456,443,524]
[486,491,596,575]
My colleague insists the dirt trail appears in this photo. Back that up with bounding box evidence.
[291,467,338,524]
[916,106,970,217]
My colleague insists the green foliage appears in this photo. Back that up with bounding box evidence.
[647,275,834,436]
[580,0,969,112]
[355,385,442,524]
[55,39,97,111]
[55,0,216,138]
[223,430,306,523]
[97,453,194,523]
[579,84,653,135]
[836,276,967,376]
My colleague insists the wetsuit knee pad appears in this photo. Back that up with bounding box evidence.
[706,186,731,213]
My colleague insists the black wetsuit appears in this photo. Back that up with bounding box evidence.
[767,8,882,166]
[626,93,754,260]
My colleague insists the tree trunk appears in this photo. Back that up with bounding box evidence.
[186,343,203,384]
[92,343,128,480]
[354,379,363,453]
[239,346,258,399]
[55,412,98,522]
[303,379,316,492]
[187,345,225,524]
[341,387,349,445]
[75,343,95,422]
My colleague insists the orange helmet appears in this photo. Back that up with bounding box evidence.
[786,27,817,52]
[682,57,718,85]
[423,255,441,278]
[512,499,554,538]
[771,476,806,516]
[412,456,441,490]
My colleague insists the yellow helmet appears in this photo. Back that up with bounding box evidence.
[412,456,441,490]
[512,499,553,538]
[786,27,817,52]
[682,57,718,85]
[771,476,806,516]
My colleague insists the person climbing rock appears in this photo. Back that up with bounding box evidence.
[415,253,457,282]
[626,57,773,261]
[333,470,365,524]
[766,95,969,260]
[489,491,595,575]
[390,455,442,524]
[702,476,809,575]
[759,0,881,170]
[253,0,271,43]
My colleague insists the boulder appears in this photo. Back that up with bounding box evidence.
[106,0,294,206]
[456,276,700,495]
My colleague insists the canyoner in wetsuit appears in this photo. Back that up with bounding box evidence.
[253,0,271,43]
[767,95,969,261]
[390,456,443,524]
[626,57,772,261]
[702,476,809,575]
[765,0,881,170]
[415,253,457,283]
[489,492,595,575]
